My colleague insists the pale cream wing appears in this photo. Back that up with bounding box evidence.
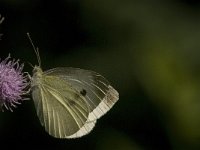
[67,119,97,138]
[32,75,95,138]
[44,67,119,122]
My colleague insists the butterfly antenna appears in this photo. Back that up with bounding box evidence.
[27,33,41,67]
[0,14,4,24]
[28,62,34,68]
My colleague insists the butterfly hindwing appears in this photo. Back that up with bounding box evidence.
[32,74,92,138]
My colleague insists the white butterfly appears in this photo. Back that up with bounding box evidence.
[28,34,119,138]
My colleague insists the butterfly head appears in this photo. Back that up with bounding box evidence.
[32,65,43,77]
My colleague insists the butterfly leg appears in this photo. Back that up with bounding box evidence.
[23,72,31,95]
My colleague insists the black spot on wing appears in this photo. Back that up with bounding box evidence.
[80,89,87,96]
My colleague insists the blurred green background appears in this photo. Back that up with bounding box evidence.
[1,0,200,149]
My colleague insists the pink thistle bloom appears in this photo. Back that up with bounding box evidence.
[0,55,30,111]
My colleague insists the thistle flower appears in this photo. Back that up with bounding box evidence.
[0,55,29,111]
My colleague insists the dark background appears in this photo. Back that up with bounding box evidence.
[1,0,200,149]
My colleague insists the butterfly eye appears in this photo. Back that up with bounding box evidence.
[32,66,43,76]
[32,68,37,74]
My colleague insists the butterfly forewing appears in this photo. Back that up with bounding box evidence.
[32,74,90,138]
[32,67,119,139]
[44,67,119,122]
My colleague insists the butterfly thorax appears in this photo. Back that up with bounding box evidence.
[31,66,43,87]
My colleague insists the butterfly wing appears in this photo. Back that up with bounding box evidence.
[44,67,119,122]
[32,74,95,138]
